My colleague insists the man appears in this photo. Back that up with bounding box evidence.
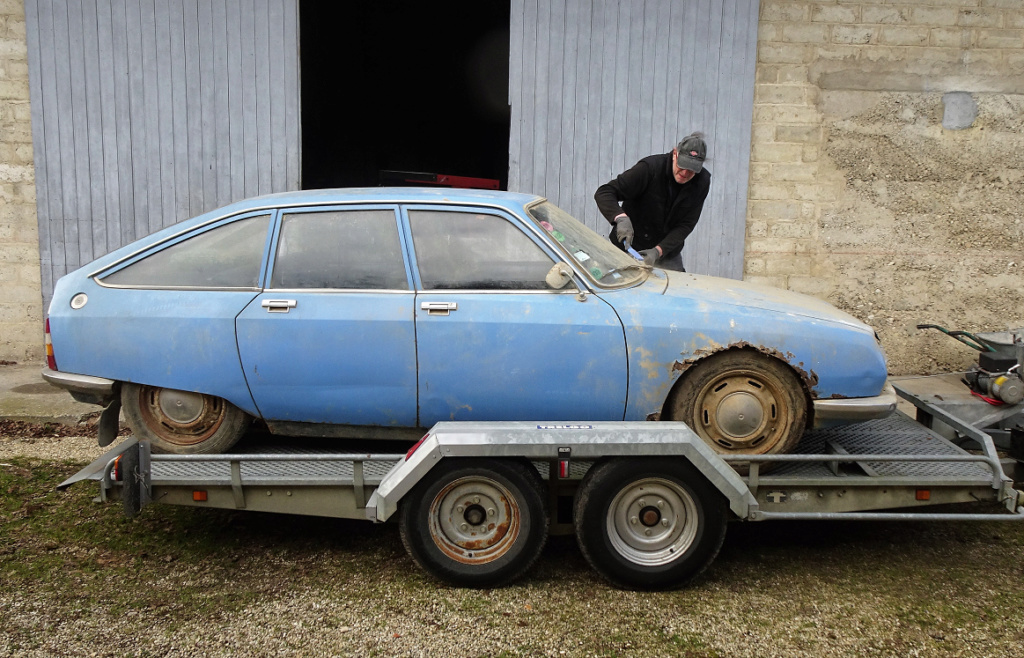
[594,132,710,271]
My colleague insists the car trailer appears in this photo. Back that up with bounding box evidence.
[60,378,1024,591]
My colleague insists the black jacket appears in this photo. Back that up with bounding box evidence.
[594,152,711,257]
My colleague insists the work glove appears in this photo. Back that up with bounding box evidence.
[639,248,660,267]
[614,215,634,247]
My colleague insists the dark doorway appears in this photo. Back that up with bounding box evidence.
[300,1,512,190]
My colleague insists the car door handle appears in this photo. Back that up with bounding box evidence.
[420,301,458,316]
[261,299,297,313]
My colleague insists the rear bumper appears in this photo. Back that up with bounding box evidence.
[41,369,117,406]
[812,382,898,428]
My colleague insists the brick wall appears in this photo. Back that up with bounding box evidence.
[0,0,40,363]
[749,0,1024,373]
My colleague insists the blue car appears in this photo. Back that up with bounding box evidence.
[43,187,895,455]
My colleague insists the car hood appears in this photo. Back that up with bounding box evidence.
[644,270,873,333]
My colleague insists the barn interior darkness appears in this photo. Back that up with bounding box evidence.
[300,1,512,190]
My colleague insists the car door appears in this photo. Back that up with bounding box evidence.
[235,206,418,428]
[406,206,628,425]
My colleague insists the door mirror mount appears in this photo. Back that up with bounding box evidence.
[545,263,575,290]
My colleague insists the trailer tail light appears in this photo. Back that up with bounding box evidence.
[916,489,931,501]
[406,434,429,460]
[44,318,57,370]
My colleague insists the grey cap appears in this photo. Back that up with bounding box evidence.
[674,133,707,173]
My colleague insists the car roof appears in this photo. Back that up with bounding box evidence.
[231,187,544,213]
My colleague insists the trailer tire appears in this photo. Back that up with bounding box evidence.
[574,458,727,590]
[399,459,548,588]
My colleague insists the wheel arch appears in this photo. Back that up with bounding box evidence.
[661,345,816,430]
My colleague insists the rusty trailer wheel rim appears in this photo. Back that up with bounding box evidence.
[606,477,699,567]
[428,476,521,565]
[137,385,227,447]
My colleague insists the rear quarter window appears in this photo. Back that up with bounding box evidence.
[101,214,271,288]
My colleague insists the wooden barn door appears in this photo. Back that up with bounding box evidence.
[508,0,759,279]
[25,0,301,307]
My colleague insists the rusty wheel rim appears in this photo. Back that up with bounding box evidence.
[427,476,521,565]
[136,385,227,447]
[693,369,790,453]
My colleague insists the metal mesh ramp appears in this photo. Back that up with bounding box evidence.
[766,413,994,482]
[149,445,402,487]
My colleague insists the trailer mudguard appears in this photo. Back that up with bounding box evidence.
[366,421,756,522]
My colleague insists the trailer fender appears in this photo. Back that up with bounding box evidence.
[367,422,757,522]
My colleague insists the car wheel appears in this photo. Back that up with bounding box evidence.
[121,382,250,454]
[666,349,808,459]
[574,458,727,590]
[399,459,548,588]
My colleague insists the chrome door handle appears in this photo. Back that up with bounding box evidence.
[262,299,297,313]
[420,301,458,316]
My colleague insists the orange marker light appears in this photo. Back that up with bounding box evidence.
[915,489,930,501]
[193,491,208,502]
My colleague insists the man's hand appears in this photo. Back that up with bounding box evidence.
[639,247,661,267]
[614,214,634,246]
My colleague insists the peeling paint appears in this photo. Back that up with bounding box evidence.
[670,342,822,398]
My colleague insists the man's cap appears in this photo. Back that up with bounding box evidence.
[674,133,706,173]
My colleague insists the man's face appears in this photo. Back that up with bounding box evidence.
[672,149,697,184]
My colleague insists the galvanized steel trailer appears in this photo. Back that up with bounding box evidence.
[61,399,1024,590]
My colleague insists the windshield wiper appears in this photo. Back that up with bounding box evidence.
[601,262,651,279]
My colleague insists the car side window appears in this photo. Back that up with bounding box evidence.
[270,209,408,290]
[101,214,271,288]
[409,210,554,290]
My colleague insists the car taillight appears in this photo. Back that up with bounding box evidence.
[45,318,58,370]
[406,434,429,460]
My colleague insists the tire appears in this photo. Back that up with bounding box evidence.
[666,349,808,459]
[121,382,250,455]
[399,459,548,588]
[574,458,727,590]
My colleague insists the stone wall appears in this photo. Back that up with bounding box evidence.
[750,0,1024,374]
[0,0,39,363]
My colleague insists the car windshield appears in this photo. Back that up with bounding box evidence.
[526,201,648,287]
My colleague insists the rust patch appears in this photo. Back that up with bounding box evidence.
[671,342,822,397]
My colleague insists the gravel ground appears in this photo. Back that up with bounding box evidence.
[2,426,1024,657]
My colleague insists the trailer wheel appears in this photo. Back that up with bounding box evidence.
[574,458,727,590]
[399,459,548,588]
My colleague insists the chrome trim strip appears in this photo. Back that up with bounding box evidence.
[416,288,580,295]
[264,288,414,294]
[90,198,539,280]
[812,382,898,428]
[93,282,263,291]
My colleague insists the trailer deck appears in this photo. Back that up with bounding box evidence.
[59,376,1024,590]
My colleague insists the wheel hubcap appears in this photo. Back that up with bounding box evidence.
[716,391,765,437]
[429,477,520,564]
[157,390,206,424]
[138,385,227,446]
[607,478,698,566]
[696,371,787,452]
